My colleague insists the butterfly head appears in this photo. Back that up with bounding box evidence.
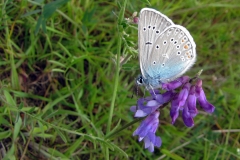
[136,74,163,90]
[136,75,145,86]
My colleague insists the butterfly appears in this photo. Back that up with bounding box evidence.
[136,8,196,90]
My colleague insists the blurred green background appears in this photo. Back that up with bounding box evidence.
[0,0,239,159]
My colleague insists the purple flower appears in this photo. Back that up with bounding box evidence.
[143,132,162,152]
[182,103,194,127]
[187,86,198,117]
[170,95,180,124]
[131,76,216,152]
[181,86,198,127]
[130,90,174,117]
[195,79,215,113]
[154,90,175,104]
[133,111,162,152]
[133,16,139,24]
[170,83,191,124]
[162,76,189,91]
[167,78,215,127]
[130,97,161,117]
[178,83,191,107]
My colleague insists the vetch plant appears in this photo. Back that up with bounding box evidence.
[131,74,215,152]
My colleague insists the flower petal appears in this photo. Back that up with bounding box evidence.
[134,110,148,117]
[195,79,215,113]
[144,136,151,148]
[178,83,191,107]
[155,90,175,104]
[170,95,180,124]
[162,76,189,91]
[130,106,137,112]
[133,16,139,24]
[182,105,194,127]
[187,86,198,117]
[146,100,160,107]
[133,111,160,138]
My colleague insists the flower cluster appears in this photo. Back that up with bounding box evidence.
[131,76,215,152]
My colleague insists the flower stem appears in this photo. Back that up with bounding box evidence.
[106,118,143,139]
[107,0,127,133]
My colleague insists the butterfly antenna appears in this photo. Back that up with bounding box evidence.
[131,83,138,99]
[136,85,139,97]
[135,85,140,110]
[131,90,134,99]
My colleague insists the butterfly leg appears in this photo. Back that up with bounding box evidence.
[149,85,156,96]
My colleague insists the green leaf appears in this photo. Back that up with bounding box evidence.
[21,9,42,17]
[0,116,10,126]
[161,148,185,160]
[65,137,84,156]
[42,0,70,19]
[33,125,48,134]
[48,148,68,159]
[3,90,16,107]
[0,130,11,140]
[42,19,47,33]
[10,56,20,90]
[56,129,68,143]
[13,117,22,141]
[3,145,15,160]
[35,15,42,34]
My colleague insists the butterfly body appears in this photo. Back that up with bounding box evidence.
[137,8,196,90]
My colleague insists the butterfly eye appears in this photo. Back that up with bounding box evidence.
[163,41,167,45]
[137,76,143,84]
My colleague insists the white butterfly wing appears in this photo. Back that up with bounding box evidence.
[145,25,196,83]
[138,8,174,79]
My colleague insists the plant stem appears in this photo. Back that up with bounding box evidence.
[107,0,127,134]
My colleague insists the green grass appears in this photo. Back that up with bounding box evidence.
[0,0,240,159]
